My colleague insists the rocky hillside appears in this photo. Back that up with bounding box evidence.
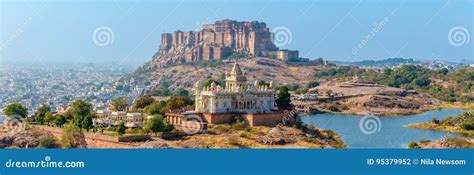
[126,57,326,95]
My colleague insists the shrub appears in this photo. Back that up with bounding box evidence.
[40,135,58,148]
[327,104,340,112]
[228,136,240,146]
[244,127,252,132]
[61,122,87,148]
[239,133,249,138]
[460,121,474,130]
[232,119,247,131]
[116,122,126,136]
[408,141,420,148]
[214,125,230,134]
[306,81,320,88]
[431,118,440,125]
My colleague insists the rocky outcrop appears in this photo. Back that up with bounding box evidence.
[179,139,209,148]
[139,139,169,148]
[0,129,55,148]
[0,136,14,148]
[258,126,304,145]
[363,95,421,109]
[148,19,278,68]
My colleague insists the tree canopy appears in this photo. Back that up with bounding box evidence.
[70,100,93,117]
[144,115,167,136]
[116,122,126,136]
[202,79,221,88]
[134,95,155,109]
[4,103,28,118]
[145,101,167,115]
[276,86,292,109]
[111,97,128,111]
[35,104,51,124]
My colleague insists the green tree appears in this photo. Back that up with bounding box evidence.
[413,76,431,88]
[116,122,126,136]
[35,104,51,124]
[276,86,292,109]
[305,81,320,88]
[73,115,85,128]
[112,97,128,111]
[134,95,155,109]
[218,73,226,87]
[382,65,430,89]
[81,115,93,132]
[151,87,171,96]
[257,80,270,87]
[4,103,28,118]
[437,68,449,76]
[202,79,220,88]
[54,115,67,127]
[70,100,93,118]
[145,101,167,115]
[144,115,166,136]
[166,97,194,111]
[44,111,54,125]
[173,88,190,97]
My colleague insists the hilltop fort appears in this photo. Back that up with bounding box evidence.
[148,19,280,68]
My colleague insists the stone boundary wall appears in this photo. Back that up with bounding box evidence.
[202,113,233,124]
[243,111,285,126]
[118,135,151,142]
[202,111,285,127]
[35,125,145,144]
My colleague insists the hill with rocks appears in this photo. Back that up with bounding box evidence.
[126,57,325,95]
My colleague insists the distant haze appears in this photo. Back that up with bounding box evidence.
[1,0,473,65]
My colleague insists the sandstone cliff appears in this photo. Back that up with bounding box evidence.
[147,19,278,69]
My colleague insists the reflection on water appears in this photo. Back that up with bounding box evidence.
[301,108,466,148]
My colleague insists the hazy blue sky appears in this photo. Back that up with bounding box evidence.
[1,0,473,65]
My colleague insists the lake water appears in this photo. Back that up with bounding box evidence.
[301,108,466,148]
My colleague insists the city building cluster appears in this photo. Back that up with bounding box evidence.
[0,63,141,115]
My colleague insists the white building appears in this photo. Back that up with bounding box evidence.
[194,61,275,114]
[125,113,144,128]
[93,111,144,128]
